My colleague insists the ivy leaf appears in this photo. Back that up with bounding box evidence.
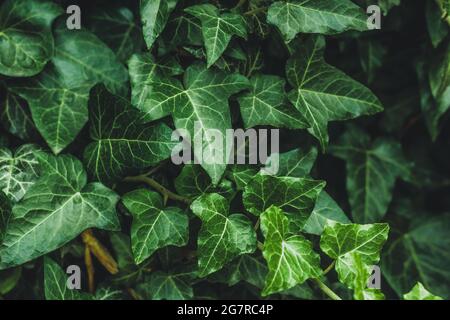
[320,222,389,298]
[84,85,177,184]
[0,0,62,77]
[426,0,448,48]
[382,214,450,299]
[0,88,36,140]
[141,0,178,49]
[226,165,259,191]
[0,144,41,202]
[122,189,189,265]
[0,152,120,269]
[403,282,443,300]
[190,193,257,277]
[52,23,129,97]
[160,14,203,49]
[260,206,322,296]
[303,192,351,236]
[44,257,91,300]
[128,52,183,113]
[330,125,411,223]
[237,74,308,129]
[267,0,367,42]
[87,6,143,62]
[138,267,196,300]
[264,146,318,177]
[286,35,383,149]
[185,4,247,67]
[10,68,90,154]
[135,62,250,184]
[243,173,325,217]
[0,191,11,243]
[175,164,235,200]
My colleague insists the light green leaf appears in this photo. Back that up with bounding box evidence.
[129,52,183,113]
[141,0,178,49]
[303,191,350,235]
[320,222,389,298]
[286,35,383,149]
[52,23,129,96]
[122,189,189,265]
[84,85,177,184]
[0,0,62,77]
[44,257,91,300]
[135,62,250,184]
[185,4,247,67]
[237,74,308,129]
[403,282,443,300]
[330,125,411,223]
[190,193,257,277]
[267,0,367,42]
[382,214,450,299]
[260,206,322,296]
[243,173,325,216]
[0,144,41,202]
[0,152,120,269]
[10,68,90,154]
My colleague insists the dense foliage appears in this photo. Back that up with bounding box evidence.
[0,0,449,300]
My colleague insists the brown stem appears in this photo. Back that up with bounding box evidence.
[81,229,118,275]
[84,246,95,293]
[124,175,191,204]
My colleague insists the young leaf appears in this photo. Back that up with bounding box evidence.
[267,0,367,42]
[286,35,383,149]
[190,193,257,277]
[330,125,411,223]
[0,152,120,269]
[260,206,322,296]
[122,189,189,265]
[237,74,308,129]
[141,0,179,49]
[0,0,62,77]
[84,85,177,184]
[185,4,247,67]
[403,282,443,300]
[243,173,325,216]
[0,144,41,202]
[134,62,250,184]
[320,222,389,298]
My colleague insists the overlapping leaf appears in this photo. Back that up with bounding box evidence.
[260,206,322,296]
[122,189,189,265]
[403,282,443,300]
[190,193,257,277]
[237,74,308,129]
[286,35,383,149]
[330,125,411,223]
[141,0,179,49]
[84,85,176,183]
[185,4,247,67]
[0,152,120,269]
[0,144,41,202]
[0,0,62,77]
[134,62,250,184]
[267,0,367,42]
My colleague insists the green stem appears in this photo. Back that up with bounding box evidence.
[233,0,247,10]
[313,279,342,300]
[124,175,191,204]
[244,7,267,16]
[323,261,336,275]
[257,241,264,251]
